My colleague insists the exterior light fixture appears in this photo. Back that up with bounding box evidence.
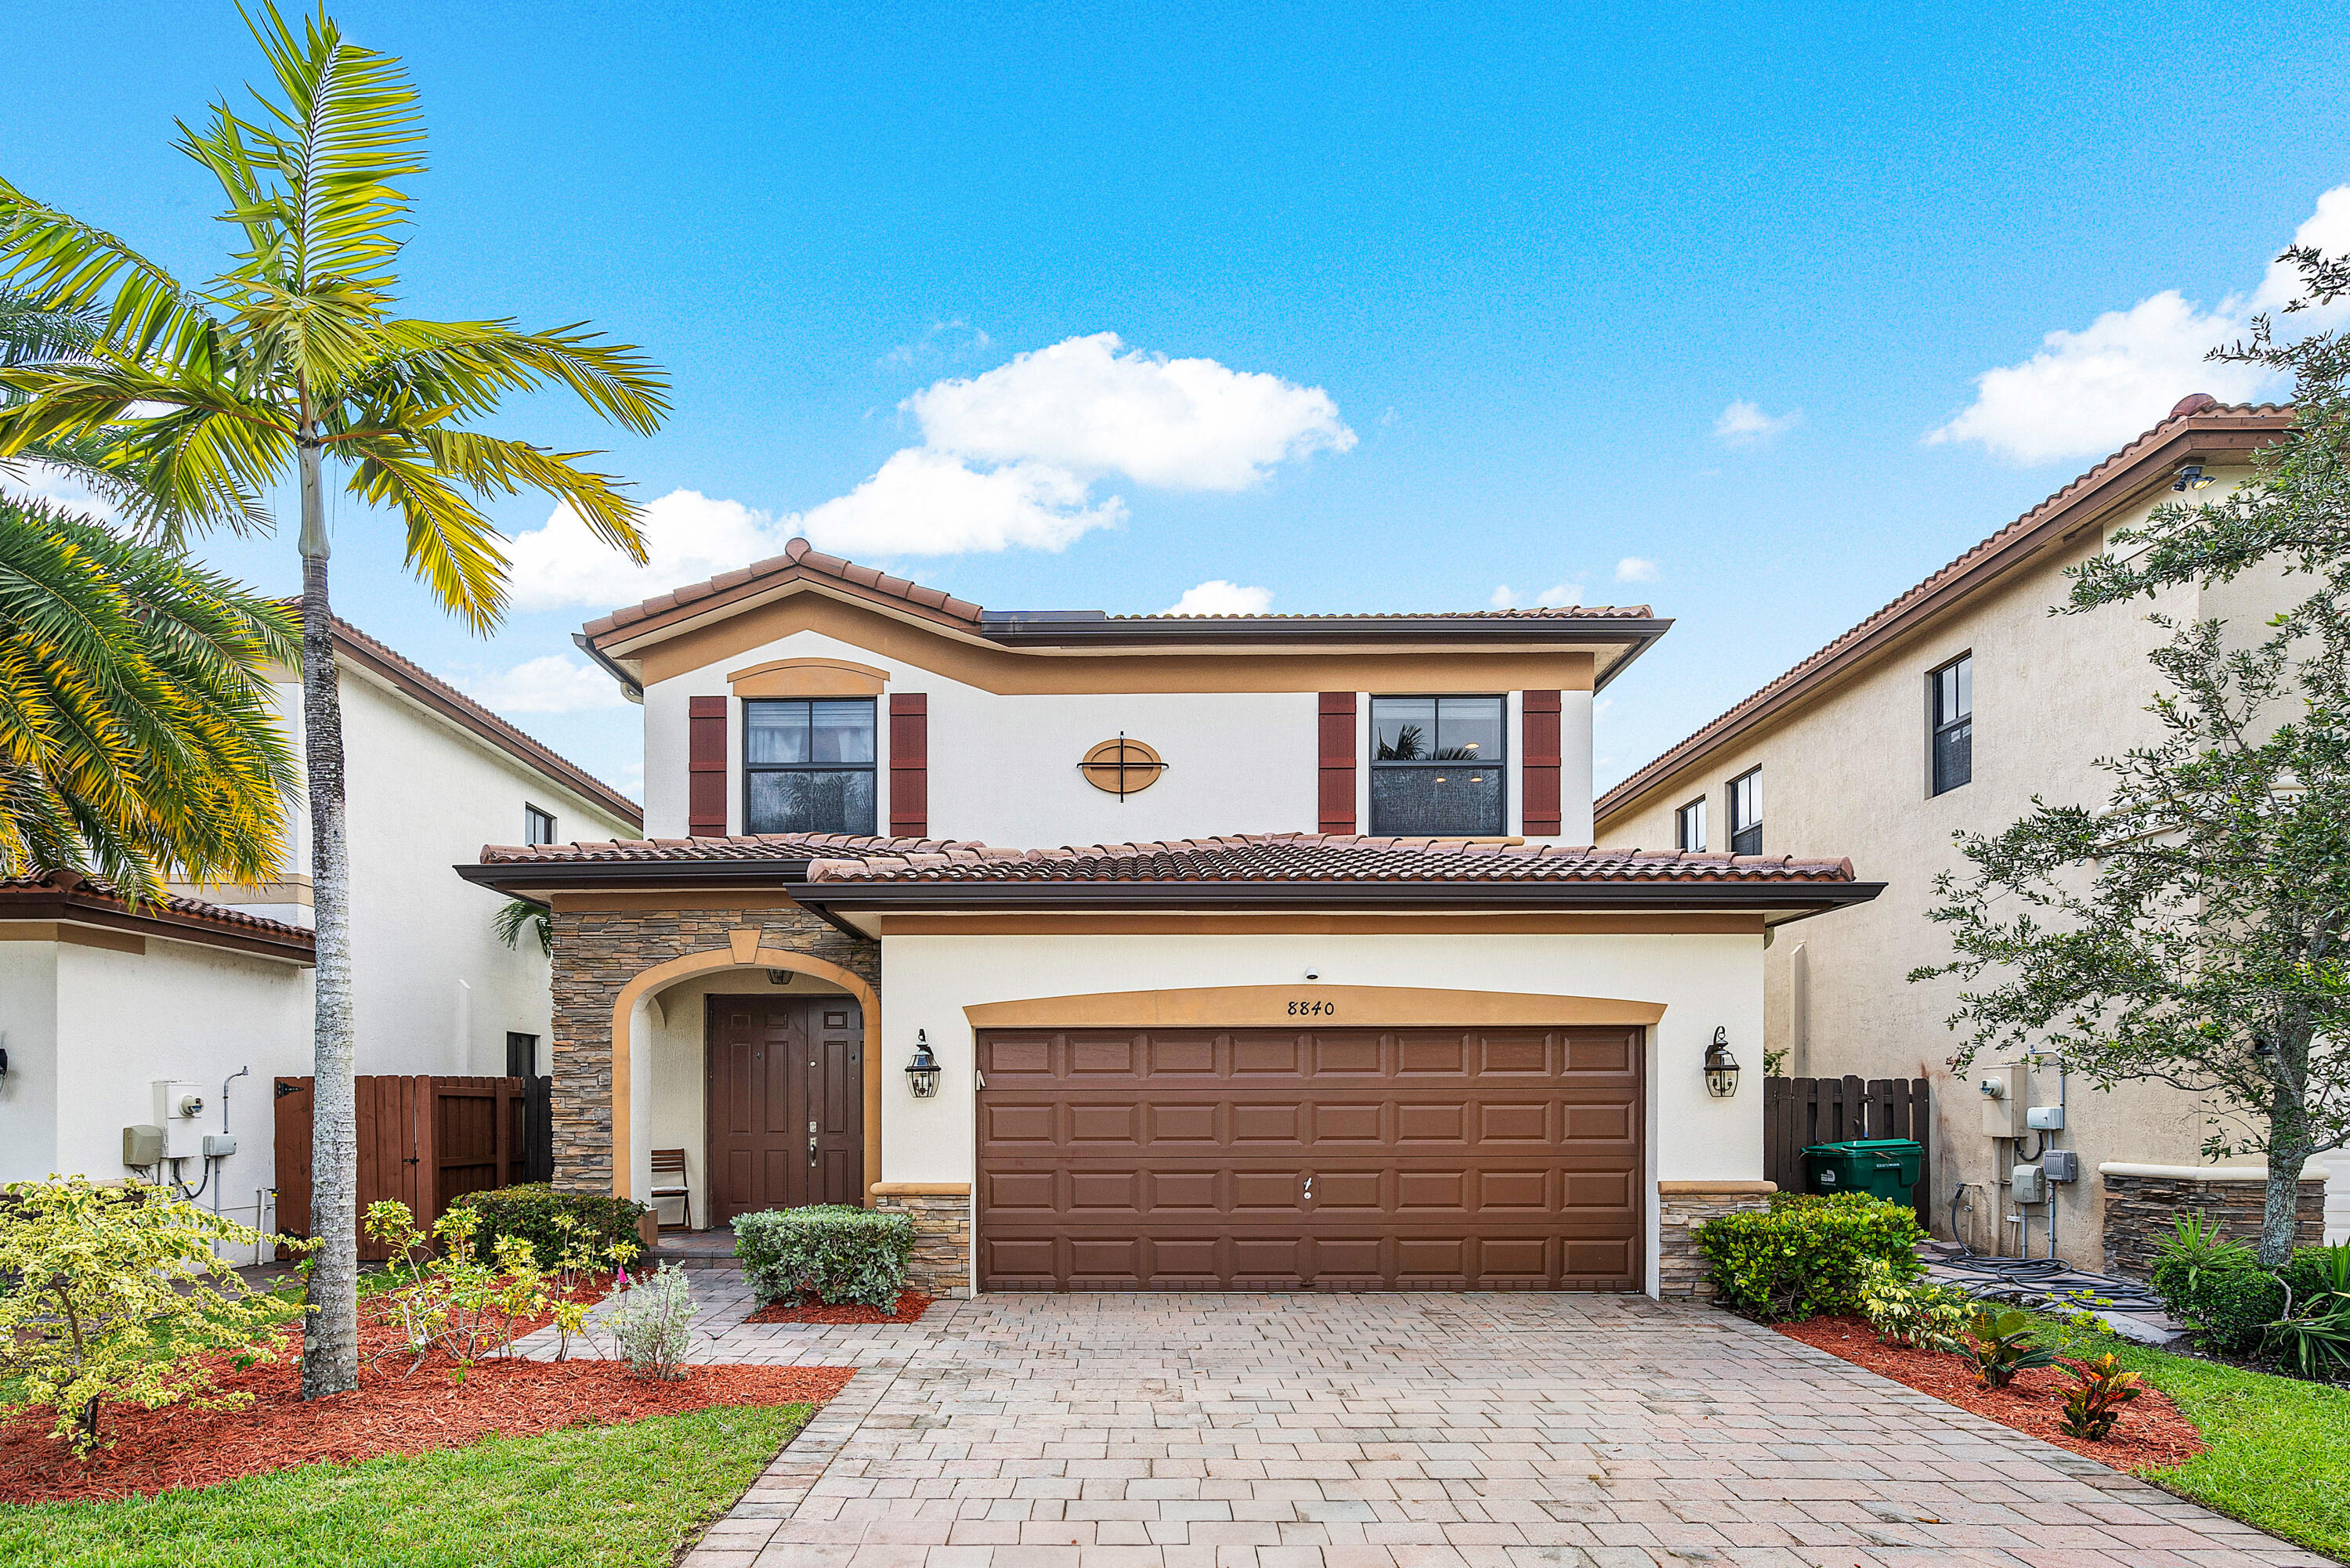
[765,968,794,986]
[906,1031,942,1098]
[2172,464,2218,493]
[1704,1027,1741,1098]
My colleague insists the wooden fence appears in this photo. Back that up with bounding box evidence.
[1763,1075,1932,1223]
[273,1075,537,1260]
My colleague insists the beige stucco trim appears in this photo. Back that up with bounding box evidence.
[2099,1162,2327,1182]
[880,912,1763,937]
[870,1181,971,1197]
[1658,1180,1777,1195]
[961,983,1665,1031]
[0,920,146,955]
[169,876,314,908]
[608,938,882,1204]
[639,592,1602,695]
[727,656,889,697]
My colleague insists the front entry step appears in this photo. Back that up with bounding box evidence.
[642,1230,742,1271]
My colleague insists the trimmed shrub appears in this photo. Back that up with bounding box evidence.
[445,1183,649,1270]
[2149,1215,2349,1360]
[1694,1191,1924,1321]
[734,1205,914,1308]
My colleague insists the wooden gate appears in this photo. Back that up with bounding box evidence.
[273,1075,531,1260]
[1763,1075,1932,1223]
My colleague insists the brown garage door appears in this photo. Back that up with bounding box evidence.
[975,1025,1643,1291]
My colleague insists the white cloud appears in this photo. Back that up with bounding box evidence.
[1713,400,1802,446]
[1488,582,1582,610]
[508,489,794,613]
[1614,556,1658,583]
[447,655,628,714]
[1929,185,2350,464]
[1164,579,1274,616]
[905,332,1355,491]
[505,334,1354,608]
[799,448,1123,557]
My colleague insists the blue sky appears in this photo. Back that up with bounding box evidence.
[8,2,2348,807]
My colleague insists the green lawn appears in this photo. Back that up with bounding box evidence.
[0,1403,812,1568]
[2042,1317,2350,1562]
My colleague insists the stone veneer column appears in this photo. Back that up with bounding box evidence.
[2099,1165,2328,1277]
[1657,1180,1777,1299]
[871,1183,972,1298]
[548,903,880,1196]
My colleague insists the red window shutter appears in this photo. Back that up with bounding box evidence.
[1522,690,1562,836]
[889,693,928,838]
[1318,692,1357,835]
[688,696,728,837]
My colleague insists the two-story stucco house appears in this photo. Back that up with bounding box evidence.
[465,540,1882,1297]
[1595,395,2343,1267]
[0,616,642,1237]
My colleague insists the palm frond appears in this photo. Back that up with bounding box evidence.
[491,896,552,957]
[0,179,222,368]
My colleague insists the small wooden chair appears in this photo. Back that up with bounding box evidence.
[649,1148,693,1232]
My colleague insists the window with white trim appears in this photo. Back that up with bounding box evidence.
[1727,768,1762,855]
[523,804,556,846]
[1368,695,1506,835]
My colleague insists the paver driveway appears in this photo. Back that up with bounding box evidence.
[580,1284,2324,1568]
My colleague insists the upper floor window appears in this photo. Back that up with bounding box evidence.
[523,804,556,845]
[1369,695,1505,836]
[1930,653,1972,796]
[1727,768,1762,855]
[745,699,876,835]
[1676,796,1707,852]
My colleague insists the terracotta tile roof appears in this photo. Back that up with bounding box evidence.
[0,873,316,946]
[580,537,1660,641]
[319,616,642,829]
[581,539,983,638]
[476,831,1856,886]
[1595,398,2294,823]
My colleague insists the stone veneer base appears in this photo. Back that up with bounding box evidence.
[2101,1170,2326,1278]
[1656,1181,1777,1299]
[871,1184,972,1299]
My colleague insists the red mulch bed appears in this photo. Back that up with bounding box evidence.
[0,1292,854,1505]
[745,1291,934,1324]
[1777,1316,2206,1471]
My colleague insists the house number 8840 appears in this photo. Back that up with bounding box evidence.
[1287,999,1336,1017]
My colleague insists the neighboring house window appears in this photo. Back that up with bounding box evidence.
[505,1031,538,1078]
[1369,695,1505,835]
[744,699,877,835]
[1676,797,1707,852]
[1727,767,1762,855]
[1931,652,1972,795]
[523,804,556,845]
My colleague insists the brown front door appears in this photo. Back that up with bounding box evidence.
[706,995,866,1223]
[975,1025,1644,1291]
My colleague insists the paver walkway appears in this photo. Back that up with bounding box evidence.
[524,1287,2326,1568]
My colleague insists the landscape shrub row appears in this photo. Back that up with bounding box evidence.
[733,1205,914,1309]
[2150,1216,2350,1378]
[1692,1191,1925,1321]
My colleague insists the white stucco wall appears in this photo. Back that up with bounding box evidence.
[876,929,1766,1293]
[0,935,309,1245]
[262,664,638,1078]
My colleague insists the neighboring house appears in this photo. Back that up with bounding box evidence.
[466,540,1882,1297]
[1595,396,2343,1262]
[0,616,642,1241]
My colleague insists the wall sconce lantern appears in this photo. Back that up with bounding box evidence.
[905,1031,942,1099]
[1704,1027,1741,1098]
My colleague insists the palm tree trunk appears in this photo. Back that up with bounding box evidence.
[295,439,360,1399]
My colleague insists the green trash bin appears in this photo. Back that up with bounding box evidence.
[1801,1138,1922,1201]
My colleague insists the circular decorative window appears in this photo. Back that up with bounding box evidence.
[1079,735,1168,798]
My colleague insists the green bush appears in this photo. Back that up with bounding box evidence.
[445,1184,649,1270]
[2149,1215,2350,1361]
[733,1205,914,1308]
[1694,1191,1924,1321]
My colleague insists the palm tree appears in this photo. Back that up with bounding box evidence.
[0,493,298,900]
[0,5,667,1397]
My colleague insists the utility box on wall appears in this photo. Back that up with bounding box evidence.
[1978,1064,2026,1138]
[151,1080,206,1160]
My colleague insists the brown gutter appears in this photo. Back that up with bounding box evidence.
[0,889,316,964]
[1594,405,2290,826]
